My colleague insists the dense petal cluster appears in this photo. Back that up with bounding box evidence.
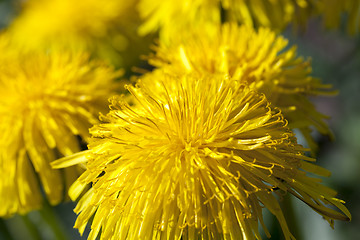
[0,49,121,216]
[147,23,335,151]
[53,73,350,240]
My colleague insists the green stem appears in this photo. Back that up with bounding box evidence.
[21,215,42,240]
[0,218,14,240]
[282,195,303,240]
[39,203,68,240]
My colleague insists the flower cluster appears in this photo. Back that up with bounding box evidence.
[1,0,356,239]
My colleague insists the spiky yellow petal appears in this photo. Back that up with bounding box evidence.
[0,48,121,217]
[53,72,349,240]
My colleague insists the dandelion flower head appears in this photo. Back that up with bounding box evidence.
[53,72,350,239]
[0,48,121,216]
[147,22,336,151]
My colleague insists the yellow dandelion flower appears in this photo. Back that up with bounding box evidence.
[0,48,122,217]
[146,23,335,151]
[8,0,150,69]
[53,73,350,240]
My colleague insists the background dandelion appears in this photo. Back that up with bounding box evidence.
[146,22,335,152]
[8,0,153,72]
[0,47,121,218]
[138,0,360,41]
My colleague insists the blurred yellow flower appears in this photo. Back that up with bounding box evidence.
[147,23,335,151]
[138,0,313,40]
[138,0,360,40]
[8,0,151,69]
[53,73,350,240]
[0,48,121,217]
[138,0,221,41]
